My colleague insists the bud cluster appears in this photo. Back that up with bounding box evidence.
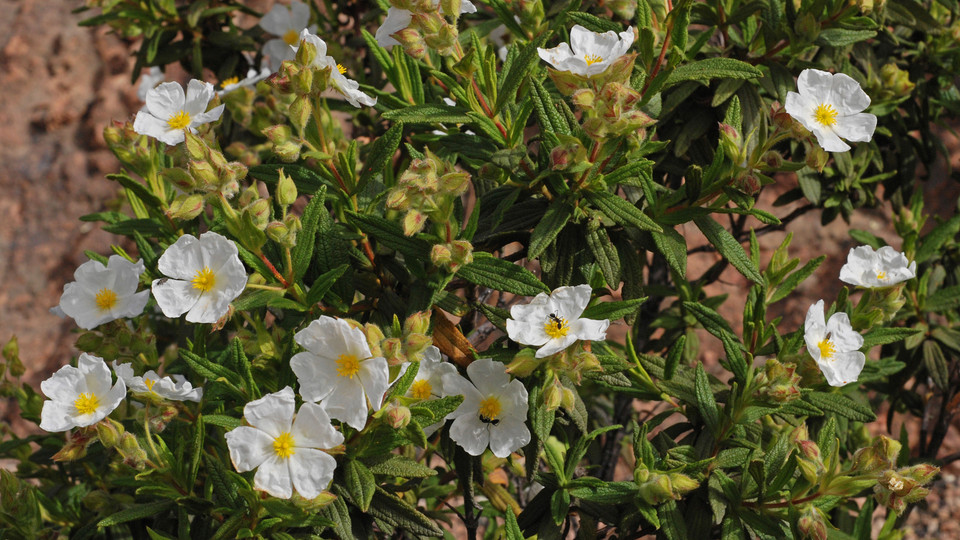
[160,132,248,220]
[358,312,434,369]
[571,80,655,140]
[386,150,471,237]
[385,0,471,58]
[633,463,699,505]
[754,359,802,403]
[851,436,939,515]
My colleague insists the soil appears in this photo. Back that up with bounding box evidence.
[0,0,957,537]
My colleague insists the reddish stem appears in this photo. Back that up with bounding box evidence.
[259,253,290,288]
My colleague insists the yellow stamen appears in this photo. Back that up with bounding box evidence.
[337,63,347,74]
[813,103,838,127]
[478,396,502,422]
[191,267,216,293]
[410,379,432,400]
[283,29,300,46]
[876,271,887,281]
[220,76,240,88]
[336,354,361,379]
[144,378,156,392]
[817,339,836,361]
[74,392,100,415]
[543,316,570,339]
[166,110,191,131]
[95,288,118,311]
[584,54,603,66]
[272,432,296,459]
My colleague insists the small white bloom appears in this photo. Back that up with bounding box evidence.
[442,358,530,458]
[133,80,225,145]
[113,362,202,402]
[406,346,457,436]
[804,300,865,387]
[137,66,165,102]
[537,25,635,77]
[151,232,247,324]
[506,284,609,358]
[260,0,315,71]
[290,316,390,430]
[784,69,877,153]
[294,30,377,108]
[57,256,150,330]
[839,245,916,288]
[225,387,343,499]
[218,66,272,95]
[40,353,126,432]
[374,1,477,48]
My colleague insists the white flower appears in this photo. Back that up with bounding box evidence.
[406,346,457,435]
[57,255,150,330]
[259,0,315,71]
[839,245,917,288]
[133,80,225,145]
[218,66,272,95]
[137,66,165,102]
[293,30,376,108]
[442,358,530,458]
[537,25,635,77]
[804,300,865,387]
[151,232,247,324]
[375,1,477,48]
[113,362,202,402]
[506,284,609,358]
[290,316,390,430]
[784,69,877,153]
[225,387,343,499]
[40,353,126,432]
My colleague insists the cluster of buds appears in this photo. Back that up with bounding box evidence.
[386,149,470,237]
[506,0,543,28]
[549,134,589,172]
[268,39,331,131]
[633,464,699,505]
[160,132,248,220]
[572,82,655,140]
[876,63,915,99]
[267,170,303,248]
[790,424,825,485]
[851,285,908,329]
[103,120,155,177]
[754,359,802,403]
[51,426,98,462]
[75,321,156,363]
[797,505,829,540]
[262,124,303,163]
[506,343,601,383]
[385,0,471,58]
[359,312,433,370]
[851,436,939,514]
[430,240,473,272]
[95,418,150,469]
[541,375,576,413]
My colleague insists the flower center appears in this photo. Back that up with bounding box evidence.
[220,76,240,88]
[817,339,836,361]
[543,315,570,339]
[410,379,432,400]
[283,29,300,46]
[74,392,99,415]
[478,396,502,423]
[167,110,191,130]
[191,267,216,293]
[584,54,603,66]
[813,103,838,127]
[95,288,118,311]
[337,63,347,74]
[144,378,156,392]
[272,432,296,459]
[876,271,887,281]
[336,354,361,379]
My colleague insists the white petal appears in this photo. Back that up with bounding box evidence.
[441,372,483,419]
[359,357,390,412]
[112,362,136,388]
[225,425,275,472]
[797,69,834,98]
[106,256,145,293]
[818,351,865,387]
[145,81,185,120]
[39,401,77,432]
[537,43,582,73]
[184,287,233,323]
[812,127,850,152]
[488,419,530,458]
[183,80,215,116]
[499,379,529,418]
[115,290,151,320]
[263,39,295,71]
[290,448,337,498]
[289,0,311,31]
[243,387,295,438]
[254,455,294,498]
[825,312,863,351]
[97,377,127,421]
[133,111,180,145]
[59,285,110,330]
[803,300,827,354]
[571,317,609,342]
[158,234,205,280]
[259,3,295,35]
[829,72,871,114]
[290,351,338,402]
[151,278,199,318]
[292,402,344,449]
[191,104,225,126]
[506,318,550,347]
[466,358,511,396]
[448,414,490,456]
[535,334,578,358]
[460,0,477,13]
[833,112,876,144]
[375,8,412,48]
[79,353,114,397]
[329,71,377,108]
[321,380,368,430]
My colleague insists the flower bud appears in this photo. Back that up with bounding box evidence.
[244,198,271,229]
[637,473,675,505]
[543,378,563,411]
[571,88,596,109]
[382,337,407,366]
[277,169,298,206]
[363,323,386,356]
[289,95,313,132]
[167,193,205,221]
[95,418,124,448]
[183,131,208,161]
[403,210,428,236]
[668,473,699,497]
[118,432,147,469]
[439,171,470,194]
[161,167,196,191]
[189,160,220,190]
[403,333,433,358]
[609,0,637,19]
[797,505,828,540]
[383,402,412,429]
[449,240,474,271]
[506,348,542,377]
[295,37,317,67]
[852,435,901,474]
[439,0,461,17]
[395,28,427,59]
[431,243,452,267]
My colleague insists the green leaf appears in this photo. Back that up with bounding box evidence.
[586,190,663,232]
[248,163,330,195]
[652,227,688,278]
[581,297,647,321]
[694,216,763,284]
[344,460,376,512]
[457,252,550,296]
[694,363,721,434]
[97,501,174,528]
[180,350,242,385]
[382,104,473,125]
[305,264,350,306]
[528,202,573,260]
[505,507,525,540]
[922,340,950,390]
[290,185,327,280]
[368,486,445,537]
[107,173,165,209]
[359,123,404,190]
[566,11,624,32]
[915,214,960,263]
[768,255,825,303]
[586,225,621,287]
[664,334,686,380]
[861,327,922,349]
[665,58,762,86]
[806,392,876,422]
[364,455,437,478]
[202,415,243,430]
[410,395,463,427]
[815,28,876,47]
[494,31,547,113]
[347,212,431,258]
[926,285,960,313]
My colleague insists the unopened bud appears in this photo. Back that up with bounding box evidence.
[277,169,298,206]
[383,402,412,428]
[543,378,563,411]
[382,338,407,366]
[403,210,428,236]
[161,167,196,191]
[797,505,828,540]
[167,193,205,221]
[395,28,427,59]
[364,323,386,356]
[183,131,208,161]
[95,418,124,448]
[294,36,317,67]
[571,88,596,109]
[506,348,542,377]
[638,473,675,505]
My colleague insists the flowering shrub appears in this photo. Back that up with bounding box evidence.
[3,0,960,538]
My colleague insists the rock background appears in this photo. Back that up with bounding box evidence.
[0,0,956,536]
